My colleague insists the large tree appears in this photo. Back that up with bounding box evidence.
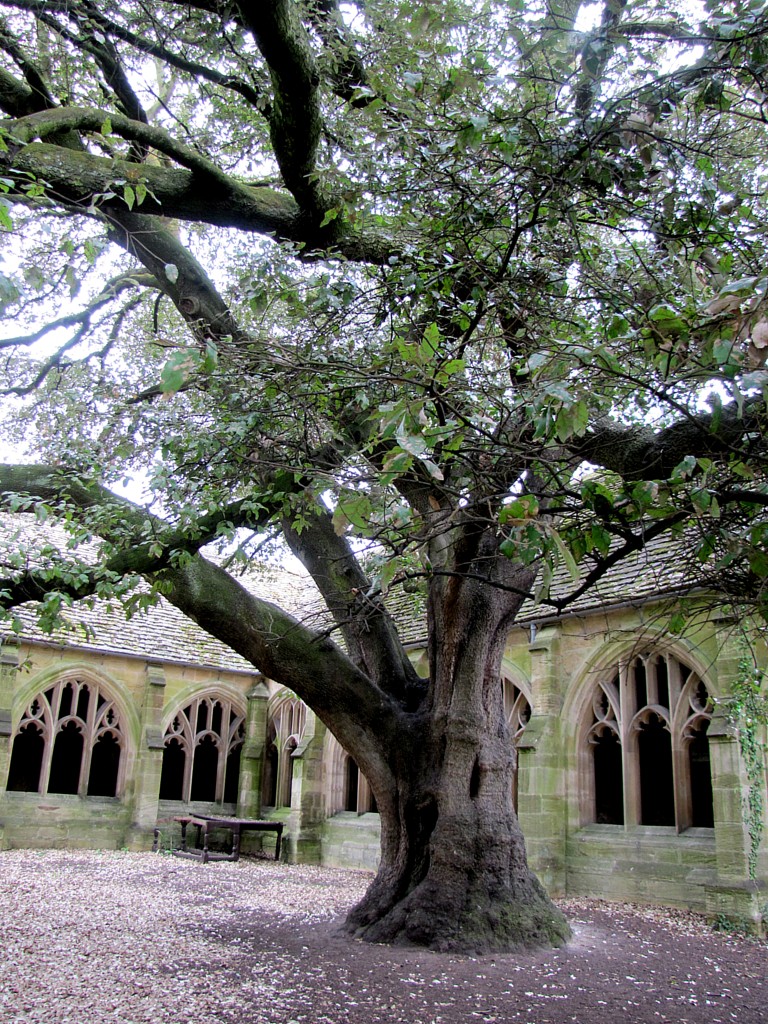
[0,0,767,952]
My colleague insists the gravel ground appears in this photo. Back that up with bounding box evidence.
[0,850,765,1024]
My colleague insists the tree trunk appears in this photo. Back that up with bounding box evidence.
[344,573,571,953]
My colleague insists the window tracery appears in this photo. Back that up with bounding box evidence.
[159,694,245,805]
[584,651,714,830]
[503,677,532,809]
[324,733,377,815]
[261,695,306,809]
[7,677,125,798]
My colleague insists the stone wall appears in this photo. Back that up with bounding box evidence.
[1,602,766,933]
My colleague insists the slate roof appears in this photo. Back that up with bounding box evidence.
[515,529,698,626]
[0,513,706,668]
[0,514,320,673]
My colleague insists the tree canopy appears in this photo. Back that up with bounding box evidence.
[0,0,767,953]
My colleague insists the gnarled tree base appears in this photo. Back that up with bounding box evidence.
[345,866,571,954]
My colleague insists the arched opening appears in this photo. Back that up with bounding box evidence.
[638,714,674,826]
[502,677,532,811]
[688,724,714,828]
[223,744,242,804]
[262,740,278,806]
[279,738,297,808]
[191,735,219,802]
[593,729,623,824]
[160,694,245,804]
[159,738,186,800]
[7,723,45,792]
[48,720,84,795]
[87,732,121,797]
[344,757,359,812]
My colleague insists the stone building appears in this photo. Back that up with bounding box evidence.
[1,538,766,932]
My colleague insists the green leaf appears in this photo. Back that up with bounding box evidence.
[499,496,539,523]
[319,207,339,228]
[551,529,579,582]
[159,349,201,394]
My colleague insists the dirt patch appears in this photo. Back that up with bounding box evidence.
[0,850,764,1024]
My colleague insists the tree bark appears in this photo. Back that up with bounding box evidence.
[345,572,571,953]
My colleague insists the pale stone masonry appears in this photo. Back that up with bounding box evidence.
[0,527,766,932]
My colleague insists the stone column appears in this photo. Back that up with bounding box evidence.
[285,708,327,864]
[124,663,167,850]
[0,641,19,785]
[0,641,20,849]
[516,625,568,895]
[705,709,765,929]
[238,678,269,818]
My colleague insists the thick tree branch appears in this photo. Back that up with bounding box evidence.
[237,1,325,216]
[572,399,768,480]
[0,137,400,262]
[281,507,423,705]
[0,461,408,776]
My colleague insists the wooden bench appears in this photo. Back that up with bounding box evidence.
[153,815,283,863]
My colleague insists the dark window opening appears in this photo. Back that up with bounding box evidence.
[593,730,624,824]
[7,724,45,792]
[159,738,186,800]
[262,742,278,806]
[58,682,74,719]
[223,745,242,804]
[48,721,84,795]
[689,726,714,828]
[196,702,207,732]
[345,758,359,811]
[694,681,710,711]
[191,735,218,802]
[212,702,223,735]
[639,715,674,826]
[76,685,90,721]
[656,657,669,708]
[634,661,647,712]
[87,733,120,797]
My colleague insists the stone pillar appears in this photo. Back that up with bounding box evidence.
[705,709,765,929]
[238,678,269,818]
[516,625,568,895]
[0,641,20,850]
[285,708,327,864]
[125,663,167,850]
[0,641,19,786]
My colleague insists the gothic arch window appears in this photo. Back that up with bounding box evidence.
[502,677,532,810]
[159,694,245,805]
[583,651,714,831]
[262,695,306,809]
[324,734,377,815]
[7,677,125,798]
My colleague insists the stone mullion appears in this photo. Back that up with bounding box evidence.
[182,711,195,802]
[666,653,682,710]
[79,681,97,797]
[620,660,639,827]
[672,736,692,833]
[40,688,56,796]
[214,735,226,803]
[646,656,658,706]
